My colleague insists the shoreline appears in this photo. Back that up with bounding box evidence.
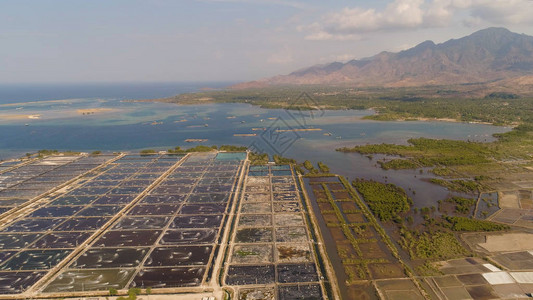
[0,114,41,120]
[394,116,495,126]
[133,98,514,128]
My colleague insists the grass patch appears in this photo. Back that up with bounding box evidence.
[431,167,453,176]
[415,232,470,260]
[153,85,533,128]
[139,149,157,154]
[352,179,411,222]
[236,250,259,257]
[416,262,443,276]
[447,196,476,214]
[429,179,479,193]
[445,216,509,231]
[169,145,217,153]
[338,138,492,167]
[273,154,296,165]
[378,159,419,170]
[219,145,248,151]
[249,152,269,165]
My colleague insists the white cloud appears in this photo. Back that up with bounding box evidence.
[468,0,533,25]
[424,0,454,26]
[384,0,425,27]
[303,0,533,40]
[304,0,431,40]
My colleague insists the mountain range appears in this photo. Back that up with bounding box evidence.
[233,27,533,89]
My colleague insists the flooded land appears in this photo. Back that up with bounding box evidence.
[1,94,532,299]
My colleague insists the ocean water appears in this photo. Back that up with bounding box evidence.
[0,82,234,104]
[0,82,512,207]
[0,100,508,156]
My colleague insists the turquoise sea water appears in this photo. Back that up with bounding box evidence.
[0,100,508,158]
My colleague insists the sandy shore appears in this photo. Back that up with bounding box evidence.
[0,114,41,120]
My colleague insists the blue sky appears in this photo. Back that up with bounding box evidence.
[2,0,533,83]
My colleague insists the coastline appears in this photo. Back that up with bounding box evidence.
[136,97,512,128]
[0,114,41,120]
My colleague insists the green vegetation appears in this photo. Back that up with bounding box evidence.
[319,182,366,277]
[249,152,269,165]
[299,160,335,177]
[108,287,144,300]
[38,149,59,155]
[218,145,248,152]
[345,178,483,276]
[485,92,519,99]
[429,178,479,193]
[445,216,509,231]
[167,144,248,154]
[154,85,533,192]
[154,85,533,127]
[35,149,81,157]
[150,83,532,284]
[416,262,443,276]
[169,145,217,153]
[273,154,296,165]
[318,161,330,173]
[352,179,411,221]
[414,232,470,260]
[236,250,258,257]
[294,165,305,175]
[446,196,476,214]
[139,149,157,154]
[378,159,419,170]
[218,145,248,151]
[334,121,533,194]
[303,160,317,173]
[184,145,216,152]
[247,152,300,167]
[431,167,453,176]
[339,176,424,291]
[129,288,141,298]
[335,122,532,192]
[90,150,102,155]
[399,226,470,261]
[115,288,142,300]
[338,138,493,166]
[318,178,416,286]
[344,265,366,284]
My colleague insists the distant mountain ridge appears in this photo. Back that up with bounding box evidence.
[233,27,533,89]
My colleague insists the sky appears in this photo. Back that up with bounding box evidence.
[2,0,533,84]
